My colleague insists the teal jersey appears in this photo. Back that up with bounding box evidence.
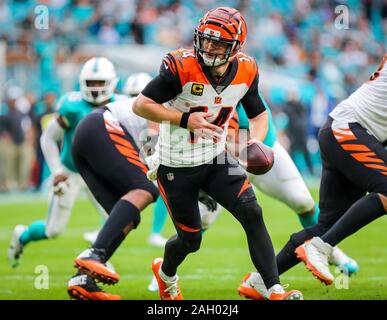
[237,94,277,147]
[56,92,120,172]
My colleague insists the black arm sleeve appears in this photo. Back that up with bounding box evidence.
[240,74,266,119]
[141,54,182,104]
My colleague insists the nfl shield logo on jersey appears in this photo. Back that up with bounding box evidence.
[167,173,174,181]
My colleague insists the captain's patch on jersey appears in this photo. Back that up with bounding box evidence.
[191,83,204,96]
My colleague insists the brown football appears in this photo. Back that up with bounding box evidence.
[241,141,274,175]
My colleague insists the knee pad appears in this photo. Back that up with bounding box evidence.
[290,192,315,214]
[233,200,263,226]
[181,232,202,253]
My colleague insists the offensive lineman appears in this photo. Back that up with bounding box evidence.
[293,54,387,285]
[8,57,121,267]
[241,54,387,295]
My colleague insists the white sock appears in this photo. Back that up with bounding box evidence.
[268,284,284,295]
[159,266,177,283]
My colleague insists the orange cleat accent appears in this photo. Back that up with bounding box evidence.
[269,290,303,300]
[74,258,119,285]
[295,245,333,285]
[68,285,121,300]
[67,274,121,300]
[237,273,266,300]
[152,258,183,300]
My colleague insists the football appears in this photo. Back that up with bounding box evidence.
[240,141,274,175]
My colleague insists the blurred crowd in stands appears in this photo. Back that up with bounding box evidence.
[0,0,386,192]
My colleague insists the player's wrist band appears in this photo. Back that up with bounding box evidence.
[179,112,190,129]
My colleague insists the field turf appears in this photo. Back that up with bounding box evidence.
[0,189,386,300]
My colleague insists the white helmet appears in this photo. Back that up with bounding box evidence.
[123,72,152,97]
[79,57,118,104]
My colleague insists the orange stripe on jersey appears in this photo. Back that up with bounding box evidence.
[350,152,384,163]
[231,53,258,87]
[109,134,135,150]
[341,144,371,151]
[237,178,251,198]
[170,49,210,87]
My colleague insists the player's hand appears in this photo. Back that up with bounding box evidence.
[187,112,223,140]
[238,138,263,170]
[198,190,218,212]
[53,174,69,195]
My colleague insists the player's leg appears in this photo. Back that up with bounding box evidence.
[8,170,82,267]
[147,190,221,292]
[248,141,358,274]
[297,120,387,284]
[248,141,318,228]
[319,122,387,246]
[82,184,109,244]
[148,196,168,247]
[66,158,124,300]
[71,110,158,284]
[152,164,203,300]
[297,121,387,283]
[202,152,302,300]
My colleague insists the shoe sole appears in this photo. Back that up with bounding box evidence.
[238,286,266,300]
[284,291,304,300]
[295,246,333,285]
[74,259,119,285]
[67,286,121,300]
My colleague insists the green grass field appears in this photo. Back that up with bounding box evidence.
[0,189,386,300]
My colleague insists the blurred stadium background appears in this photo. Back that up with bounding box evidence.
[0,0,386,300]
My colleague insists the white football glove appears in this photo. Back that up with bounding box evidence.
[145,153,160,181]
[53,180,69,195]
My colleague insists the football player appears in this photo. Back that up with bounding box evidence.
[242,54,387,294]
[67,75,159,300]
[292,54,387,285]
[146,100,358,296]
[8,57,121,268]
[132,7,303,300]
